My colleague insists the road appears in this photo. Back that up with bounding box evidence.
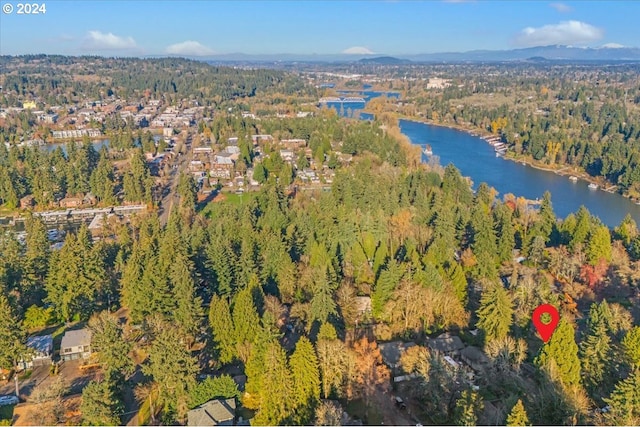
[158,135,192,226]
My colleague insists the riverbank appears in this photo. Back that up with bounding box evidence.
[397,115,635,202]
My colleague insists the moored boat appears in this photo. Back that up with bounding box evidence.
[569,176,578,182]
[588,183,598,190]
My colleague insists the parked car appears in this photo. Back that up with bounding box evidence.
[0,395,19,406]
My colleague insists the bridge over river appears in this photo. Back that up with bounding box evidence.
[318,97,366,104]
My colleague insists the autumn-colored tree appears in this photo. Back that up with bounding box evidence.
[350,338,390,420]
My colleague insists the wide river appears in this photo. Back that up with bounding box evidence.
[399,119,640,228]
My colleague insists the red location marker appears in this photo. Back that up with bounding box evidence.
[532,304,560,343]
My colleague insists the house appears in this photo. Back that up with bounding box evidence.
[215,152,235,165]
[187,398,236,426]
[378,341,417,371]
[427,333,465,355]
[19,335,53,369]
[20,195,35,209]
[60,329,92,361]
[460,346,490,373]
[59,197,82,208]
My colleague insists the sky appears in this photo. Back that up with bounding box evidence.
[0,1,638,57]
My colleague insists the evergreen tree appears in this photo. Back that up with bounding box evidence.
[80,378,123,426]
[580,304,612,392]
[290,337,321,424]
[188,375,240,409]
[143,318,198,421]
[477,283,513,342]
[253,162,268,184]
[586,225,612,266]
[177,173,198,211]
[208,295,236,364]
[506,399,530,426]
[470,203,498,280]
[0,294,26,370]
[495,203,516,264]
[535,318,581,386]
[90,151,116,204]
[622,326,640,367]
[538,191,557,243]
[446,262,468,306]
[603,368,640,426]
[170,253,203,339]
[88,311,134,380]
[252,341,294,425]
[232,286,262,362]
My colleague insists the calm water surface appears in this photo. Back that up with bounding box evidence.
[399,119,640,228]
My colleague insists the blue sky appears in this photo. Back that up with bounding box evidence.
[0,1,638,56]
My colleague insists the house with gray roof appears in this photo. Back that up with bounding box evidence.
[187,398,236,426]
[60,328,92,361]
[426,333,465,355]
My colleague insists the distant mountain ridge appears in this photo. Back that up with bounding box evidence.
[198,45,640,63]
[404,45,640,62]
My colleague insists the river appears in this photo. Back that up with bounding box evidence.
[399,119,640,228]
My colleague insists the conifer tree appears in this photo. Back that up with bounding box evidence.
[252,341,294,425]
[580,304,612,392]
[88,311,134,380]
[0,294,26,370]
[622,326,640,367]
[232,286,262,363]
[143,317,198,421]
[477,283,513,342]
[90,150,116,204]
[535,318,581,386]
[506,399,530,426]
[603,369,640,426]
[289,336,321,424]
[209,295,236,364]
[81,378,123,426]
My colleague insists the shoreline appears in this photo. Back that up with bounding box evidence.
[398,115,634,201]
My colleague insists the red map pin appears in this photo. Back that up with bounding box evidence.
[532,304,560,343]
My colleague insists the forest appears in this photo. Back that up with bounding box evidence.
[0,57,639,426]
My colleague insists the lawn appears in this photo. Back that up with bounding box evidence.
[200,192,255,218]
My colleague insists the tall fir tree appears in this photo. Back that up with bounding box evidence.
[535,318,581,386]
[603,368,640,426]
[209,295,236,364]
[290,337,321,424]
[477,283,514,342]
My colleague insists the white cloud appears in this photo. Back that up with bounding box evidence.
[342,46,375,55]
[549,2,572,13]
[601,43,625,49]
[84,31,136,50]
[513,21,604,47]
[165,40,215,56]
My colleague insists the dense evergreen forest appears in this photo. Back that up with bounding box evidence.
[0,57,639,426]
